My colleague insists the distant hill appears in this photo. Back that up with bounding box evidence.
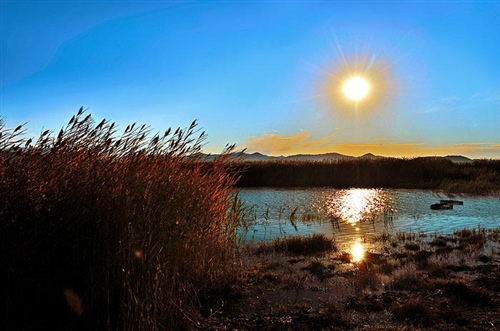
[359,153,384,160]
[284,152,354,161]
[201,152,473,163]
[203,151,369,161]
[444,155,473,163]
[230,152,355,161]
[240,152,277,161]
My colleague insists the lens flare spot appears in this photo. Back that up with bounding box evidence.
[63,288,84,316]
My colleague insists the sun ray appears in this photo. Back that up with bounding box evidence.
[329,28,350,70]
[310,30,403,119]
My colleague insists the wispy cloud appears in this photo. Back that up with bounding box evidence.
[415,91,500,115]
[415,95,463,115]
[245,131,500,158]
[471,91,500,105]
[245,131,336,155]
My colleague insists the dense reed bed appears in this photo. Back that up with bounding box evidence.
[0,109,241,330]
[235,158,500,194]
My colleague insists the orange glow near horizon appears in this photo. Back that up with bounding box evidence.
[244,131,500,159]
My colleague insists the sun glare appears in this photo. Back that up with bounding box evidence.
[343,76,370,101]
[320,49,392,115]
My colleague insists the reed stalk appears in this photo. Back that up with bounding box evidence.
[1,109,241,330]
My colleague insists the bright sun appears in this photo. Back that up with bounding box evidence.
[343,76,370,101]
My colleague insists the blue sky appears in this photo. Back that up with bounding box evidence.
[1,1,499,158]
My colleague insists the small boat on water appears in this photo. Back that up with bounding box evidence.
[431,203,453,210]
[440,199,463,205]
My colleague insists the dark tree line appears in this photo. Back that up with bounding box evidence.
[234,157,500,194]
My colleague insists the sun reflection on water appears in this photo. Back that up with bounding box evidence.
[326,188,392,225]
[351,241,365,263]
[325,189,395,264]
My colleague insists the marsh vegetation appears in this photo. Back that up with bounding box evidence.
[1,111,241,330]
[236,158,500,195]
[203,227,500,330]
[2,111,499,330]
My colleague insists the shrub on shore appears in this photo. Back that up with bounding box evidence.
[0,110,241,330]
[254,233,336,256]
[235,158,500,195]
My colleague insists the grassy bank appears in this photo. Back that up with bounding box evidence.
[1,110,241,330]
[235,158,500,195]
[202,227,500,330]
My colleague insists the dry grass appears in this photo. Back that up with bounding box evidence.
[200,227,500,330]
[253,233,337,256]
[390,265,428,291]
[1,110,241,330]
[391,297,436,327]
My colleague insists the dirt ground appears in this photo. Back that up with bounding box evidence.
[199,229,500,330]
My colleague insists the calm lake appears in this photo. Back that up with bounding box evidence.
[237,188,500,246]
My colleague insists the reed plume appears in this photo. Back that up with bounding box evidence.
[1,109,241,330]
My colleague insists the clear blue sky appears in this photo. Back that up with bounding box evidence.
[1,1,499,158]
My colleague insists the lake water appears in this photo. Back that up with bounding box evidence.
[237,188,500,246]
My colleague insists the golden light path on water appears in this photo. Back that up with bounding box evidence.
[326,188,391,262]
[327,188,387,225]
[350,240,364,263]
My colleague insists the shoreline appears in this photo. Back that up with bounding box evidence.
[200,228,500,330]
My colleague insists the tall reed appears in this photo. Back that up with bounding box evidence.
[1,109,241,330]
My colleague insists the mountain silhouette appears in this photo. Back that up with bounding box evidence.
[202,152,473,163]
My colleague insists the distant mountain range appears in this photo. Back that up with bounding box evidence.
[203,152,473,163]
